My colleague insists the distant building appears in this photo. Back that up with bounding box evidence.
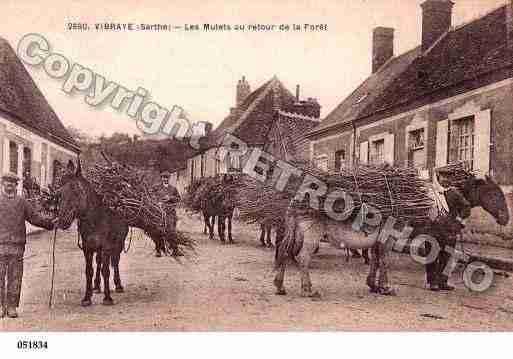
[0,37,79,194]
[307,0,513,193]
[171,76,321,194]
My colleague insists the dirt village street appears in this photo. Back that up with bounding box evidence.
[2,210,513,331]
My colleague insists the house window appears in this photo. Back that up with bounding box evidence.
[407,128,425,169]
[201,154,206,177]
[23,147,32,179]
[335,150,346,172]
[215,158,220,175]
[370,139,385,165]
[315,155,328,172]
[9,141,18,173]
[450,116,475,170]
[52,160,62,185]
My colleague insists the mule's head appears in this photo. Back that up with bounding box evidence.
[56,160,90,229]
[445,187,471,220]
[463,174,509,226]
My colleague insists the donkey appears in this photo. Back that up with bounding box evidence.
[55,161,165,306]
[274,173,509,298]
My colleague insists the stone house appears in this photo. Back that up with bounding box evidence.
[0,37,79,194]
[307,1,513,190]
[171,76,321,194]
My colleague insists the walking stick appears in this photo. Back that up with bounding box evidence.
[48,227,58,308]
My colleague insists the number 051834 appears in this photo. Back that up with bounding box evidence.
[17,340,48,350]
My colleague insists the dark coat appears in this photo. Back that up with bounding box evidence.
[0,195,54,250]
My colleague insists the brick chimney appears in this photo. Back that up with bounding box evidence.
[421,0,454,52]
[236,76,251,107]
[204,122,213,136]
[372,27,394,73]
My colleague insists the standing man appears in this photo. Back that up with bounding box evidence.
[0,173,55,318]
[152,170,181,257]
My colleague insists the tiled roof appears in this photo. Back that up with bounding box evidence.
[206,76,298,148]
[270,111,319,160]
[308,47,421,136]
[0,37,79,152]
[360,5,513,118]
[310,4,513,135]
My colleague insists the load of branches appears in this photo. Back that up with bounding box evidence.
[85,156,195,256]
[184,174,241,213]
[236,162,434,226]
[236,176,288,227]
[434,161,474,190]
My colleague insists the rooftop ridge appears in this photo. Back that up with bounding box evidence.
[451,1,508,32]
[221,77,277,136]
[278,109,320,122]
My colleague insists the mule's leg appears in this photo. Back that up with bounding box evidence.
[362,249,370,265]
[82,250,94,306]
[259,224,266,246]
[204,214,213,239]
[273,262,287,295]
[296,227,320,298]
[93,251,102,293]
[208,215,215,240]
[266,225,273,247]
[111,253,124,293]
[366,245,379,293]
[218,216,226,242]
[227,213,234,243]
[101,253,114,305]
[376,243,395,296]
[297,248,318,298]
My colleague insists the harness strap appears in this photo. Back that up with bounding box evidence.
[383,173,397,218]
[123,227,134,253]
[76,219,83,250]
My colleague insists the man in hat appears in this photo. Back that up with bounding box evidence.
[152,170,181,257]
[0,173,55,318]
[425,170,470,291]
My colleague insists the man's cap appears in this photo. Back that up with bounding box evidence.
[1,172,19,183]
[160,170,171,177]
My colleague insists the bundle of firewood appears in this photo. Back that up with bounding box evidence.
[236,176,288,227]
[237,162,434,226]
[435,161,474,190]
[184,175,240,213]
[86,158,195,255]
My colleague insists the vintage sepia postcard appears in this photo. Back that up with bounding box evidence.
[1,0,513,356]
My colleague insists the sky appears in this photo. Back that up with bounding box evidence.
[1,0,508,137]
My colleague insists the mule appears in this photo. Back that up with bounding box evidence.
[274,173,508,298]
[258,220,287,248]
[203,203,235,243]
[55,161,165,306]
[259,223,274,247]
[196,174,237,243]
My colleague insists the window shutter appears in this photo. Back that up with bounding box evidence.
[360,141,369,164]
[384,133,395,165]
[474,109,491,174]
[448,120,459,163]
[436,119,449,167]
